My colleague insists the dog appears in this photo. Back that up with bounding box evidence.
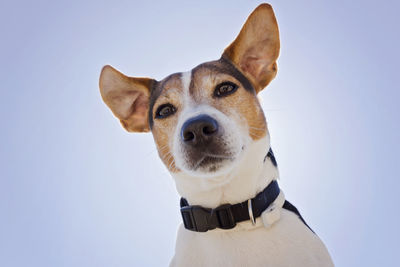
[99,3,334,266]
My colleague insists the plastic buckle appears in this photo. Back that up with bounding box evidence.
[211,204,236,230]
[181,205,212,232]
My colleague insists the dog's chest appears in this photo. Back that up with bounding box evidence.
[170,210,333,267]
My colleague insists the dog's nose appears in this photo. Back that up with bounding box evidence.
[181,115,219,145]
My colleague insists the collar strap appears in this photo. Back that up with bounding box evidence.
[180,180,280,232]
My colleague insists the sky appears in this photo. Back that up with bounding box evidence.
[1,0,399,266]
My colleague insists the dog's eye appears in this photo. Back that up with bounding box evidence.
[155,104,176,119]
[214,82,238,97]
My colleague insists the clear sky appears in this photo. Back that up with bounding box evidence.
[1,0,399,266]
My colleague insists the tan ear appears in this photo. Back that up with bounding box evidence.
[99,65,155,132]
[222,3,280,93]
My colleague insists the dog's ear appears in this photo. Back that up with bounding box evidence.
[223,4,280,93]
[99,65,155,132]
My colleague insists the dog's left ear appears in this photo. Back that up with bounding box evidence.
[223,4,280,93]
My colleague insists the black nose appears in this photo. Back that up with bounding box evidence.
[181,115,219,145]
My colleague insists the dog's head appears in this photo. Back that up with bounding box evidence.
[99,4,279,179]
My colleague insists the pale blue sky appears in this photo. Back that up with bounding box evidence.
[1,0,399,266]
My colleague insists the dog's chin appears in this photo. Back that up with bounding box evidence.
[190,157,235,177]
[177,150,243,178]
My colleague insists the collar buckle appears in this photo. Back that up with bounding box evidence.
[181,205,210,232]
[180,203,236,232]
[211,204,236,230]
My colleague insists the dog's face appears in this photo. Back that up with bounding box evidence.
[150,58,268,177]
[99,4,279,179]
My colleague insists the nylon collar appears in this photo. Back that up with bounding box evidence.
[180,180,280,232]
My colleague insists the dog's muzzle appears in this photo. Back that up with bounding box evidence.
[176,113,238,173]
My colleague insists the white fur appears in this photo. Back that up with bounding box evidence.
[262,190,285,228]
[170,137,334,266]
[180,71,192,107]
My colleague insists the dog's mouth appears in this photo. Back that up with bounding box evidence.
[176,145,242,176]
[192,153,235,172]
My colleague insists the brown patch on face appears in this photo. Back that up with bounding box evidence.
[150,74,184,173]
[190,60,268,140]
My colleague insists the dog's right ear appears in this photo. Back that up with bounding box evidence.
[99,65,156,132]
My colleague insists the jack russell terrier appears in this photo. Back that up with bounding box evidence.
[99,3,334,266]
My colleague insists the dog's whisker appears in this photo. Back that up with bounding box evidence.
[163,152,177,171]
[249,126,267,131]
[248,128,266,133]
[163,152,173,162]
[161,152,171,160]
[158,145,170,153]
[249,130,265,135]
[168,158,177,171]
[249,133,266,139]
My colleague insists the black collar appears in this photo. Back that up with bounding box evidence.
[180,180,280,232]
[179,148,315,233]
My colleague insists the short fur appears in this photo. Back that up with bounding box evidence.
[99,3,334,266]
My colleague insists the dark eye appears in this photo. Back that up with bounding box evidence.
[155,104,176,119]
[214,82,238,97]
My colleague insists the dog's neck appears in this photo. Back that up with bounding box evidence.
[172,136,279,208]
